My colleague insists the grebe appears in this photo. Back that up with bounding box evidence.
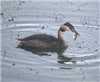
[17,22,80,49]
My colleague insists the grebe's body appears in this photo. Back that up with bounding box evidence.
[17,22,80,49]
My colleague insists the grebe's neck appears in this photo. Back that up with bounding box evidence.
[58,30,68,47]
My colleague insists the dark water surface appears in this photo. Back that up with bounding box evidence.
[1,0,100,82]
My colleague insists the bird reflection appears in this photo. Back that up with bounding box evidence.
[57,54,72,64]
[18,46,72,64]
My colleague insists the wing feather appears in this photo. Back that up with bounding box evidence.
[17,34,58,43]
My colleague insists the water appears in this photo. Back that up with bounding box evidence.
[1,0,100,82]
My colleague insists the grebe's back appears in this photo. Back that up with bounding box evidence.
[18,34,62,48]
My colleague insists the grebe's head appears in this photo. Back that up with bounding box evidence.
[59,22,80,40]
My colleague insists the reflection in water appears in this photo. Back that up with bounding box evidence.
[57,54,72,64]
[17,46,72,64]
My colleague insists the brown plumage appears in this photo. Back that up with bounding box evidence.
[18,34,62,48]
[17,22,80,49]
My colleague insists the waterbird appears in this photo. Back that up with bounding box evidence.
[17,22,80,49]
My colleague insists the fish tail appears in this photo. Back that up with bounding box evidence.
[75,30,80,36]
